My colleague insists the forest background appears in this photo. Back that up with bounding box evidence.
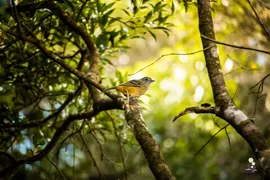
[0,0,270,179]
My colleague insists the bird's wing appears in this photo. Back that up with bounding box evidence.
[118,80,141,87]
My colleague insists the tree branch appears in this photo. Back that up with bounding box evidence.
[173,104,216,122]
[194,124,230,155]
[79,133,105,180]
[201,34,270,55]
[45,1,101,102]
[0,100,122,178]
[197,0,270,178]
[246,0,270,41]
[0,84,82,129]
[7,32,119,101]
[106,112,128,180]
[125,98,176,180]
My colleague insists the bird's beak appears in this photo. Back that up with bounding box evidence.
[151,79,155,82]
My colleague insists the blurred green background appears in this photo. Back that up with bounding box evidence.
[0,0,269,179]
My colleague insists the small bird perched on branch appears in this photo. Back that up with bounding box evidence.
[104,77,155,98]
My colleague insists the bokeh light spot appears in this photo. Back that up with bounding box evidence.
[195,61,204,71]
[193,85,204,102]
[222,0,229,6]
[190,75,199,87]
[163,138,174,148]
[118,54,130,65]
[174,67,186,80]
[141,95,150,104]
[248,157,254,163]
[205,121,214,131]
[224,59,233,72]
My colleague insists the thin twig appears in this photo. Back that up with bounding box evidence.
[233,85,240,100]
[76,0,89,22]
[249,73,270,117]
[247,0,270,40]
[257,0,270,10]
[87,122,120,165]
[224,55,259,76]
[210,114,220,128]
[250,74,270,93]
[72,123,76,180]
[0,111,98,178]
[201,34,270,55]
[225,126,232,150]
[129,45,214,76]
[195,124,230,155]
[46,156,67,180]
[10,0,22,34]
[106,112,128,180]
[79,133,105,180]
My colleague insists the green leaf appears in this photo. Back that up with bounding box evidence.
[144,11,153,23]
[101,2,115,12]
[183,0,189,12]
[154,2,162,12]
[147,29,157,41]
[131,0,138,14]
[122,9,131,16]
[142,0,150,4]
[104,9,115,17]
[153,26,171,32]
[171,1,175,15]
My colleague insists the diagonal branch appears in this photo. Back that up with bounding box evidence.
[197,0,270,178]
[129,45,214,76]
[247,0,270,41]
[7,32,119,101]
[125,98,176,180]
[194,124,230,155]
[173,104,216,122]
[45,156,67,180]
[79,133,105,180]
[10,0,22,34]
[106,112,128,180]
[0,83,83,129]
[0,100,122,179]
[45,1,101,102]
[0,111,95,178]
[201,34,270,55]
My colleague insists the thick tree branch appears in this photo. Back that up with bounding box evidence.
[0,101,122,179]
[8,0,102,102]
[6,2,175,179]
[45,1,101,102]
[197,0,270,178]
[0,111,95,178]
[7,32,119,101]
[125,99,176,180]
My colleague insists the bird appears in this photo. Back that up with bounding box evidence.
[104,77,155,98]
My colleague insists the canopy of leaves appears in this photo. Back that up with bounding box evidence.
[0,0,269,179]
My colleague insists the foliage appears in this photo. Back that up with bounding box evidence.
[0,0,270,179]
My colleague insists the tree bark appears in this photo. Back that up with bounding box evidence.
[125,99,176,180]
[197,0,270,178]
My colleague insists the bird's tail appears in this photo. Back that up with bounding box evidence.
[103,87,116,93]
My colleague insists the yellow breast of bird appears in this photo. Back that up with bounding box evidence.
[116,86,146,97]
